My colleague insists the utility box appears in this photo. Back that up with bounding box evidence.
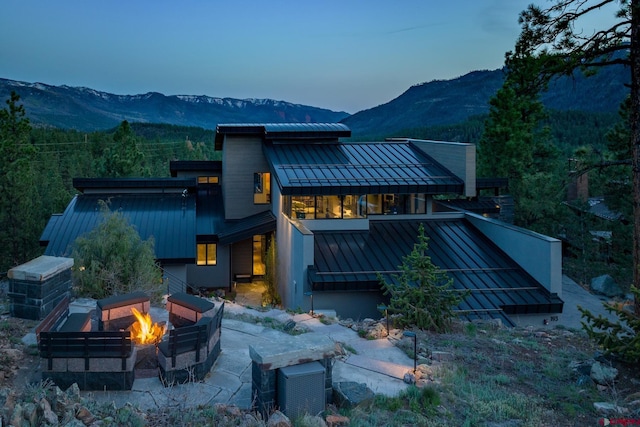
[8,256,73,320]
[278,361,325,419]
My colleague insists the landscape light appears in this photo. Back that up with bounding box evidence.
[377,304,389,337]
[304,291,314,315]
[403,330,417,373]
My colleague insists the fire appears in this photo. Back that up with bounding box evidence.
[130,307,166,345]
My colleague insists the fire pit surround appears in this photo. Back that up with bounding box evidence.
[158,292,224,385]
[36,291,224,391]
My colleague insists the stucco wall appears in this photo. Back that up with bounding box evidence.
[221,135,271,220]
[464,212,562,298]
[274,183,314,310]
[411,140,476,197]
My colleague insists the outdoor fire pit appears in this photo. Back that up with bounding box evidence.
[36,291,224,390]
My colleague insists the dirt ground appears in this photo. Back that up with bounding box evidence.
[1,306,639,426]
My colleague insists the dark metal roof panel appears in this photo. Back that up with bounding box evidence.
[41,194,196,261]
[264,141,464,196]
[73,178,196,192]
[39,214,61,246]
[215,123,351,150]
[218,210,277,245]
[170,160,222,177]
[311,219,562,318]
[195,187,224,236]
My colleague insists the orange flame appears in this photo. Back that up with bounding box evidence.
[130,307,166,345]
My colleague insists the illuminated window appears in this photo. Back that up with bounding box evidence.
[197,243,217,265]
[254,172,271,204]
[198,176,219,184]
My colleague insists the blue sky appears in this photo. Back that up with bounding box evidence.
[0,1,619,113]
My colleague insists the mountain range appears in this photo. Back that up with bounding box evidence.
[0,61,630,137]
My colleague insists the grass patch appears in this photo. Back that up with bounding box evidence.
[342,342,358,354]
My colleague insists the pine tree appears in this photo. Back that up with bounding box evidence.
[0,92,42,272]
[379,224,468,332]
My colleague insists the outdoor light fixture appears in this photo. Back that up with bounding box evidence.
[377,304,389,337]
[304,291,314,315]
[403,330,417,373]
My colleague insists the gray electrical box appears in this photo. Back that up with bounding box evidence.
[278,361,326,419]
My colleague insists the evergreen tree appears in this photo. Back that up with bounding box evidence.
[94,120,149,177]
[378,224,468,332]
[478,44,562,234]
[0,92,42,272]
[515,0,639,315]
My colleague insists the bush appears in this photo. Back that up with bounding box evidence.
[71,200,163,302]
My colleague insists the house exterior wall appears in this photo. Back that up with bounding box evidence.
[313,291,385,320]
[185,245,231,289]
[273,184,314,310]
[464,212,562,298]
[221,135,271,220]
[411,140,476,197]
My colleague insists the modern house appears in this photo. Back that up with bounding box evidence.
[40,123,563,326]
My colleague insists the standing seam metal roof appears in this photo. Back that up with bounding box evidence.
[40,194,196,262]
[264,141,464,196]
[310,219,562,323]
[215,123,351,150]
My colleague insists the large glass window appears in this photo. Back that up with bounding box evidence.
[254,172,271,204]
[197,243,217,266]
[284,193,427,219]
[291,196,315,219]
[343,195,367,218]
[316,195,342,219]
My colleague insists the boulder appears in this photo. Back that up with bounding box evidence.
[590,275,625,297]
[593,401,628,414]
[590,361,618,385]
[267,410,292,427]
[332,382,374,409]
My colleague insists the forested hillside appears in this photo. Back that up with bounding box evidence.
[0,79,349,132]
[343,63,629,138]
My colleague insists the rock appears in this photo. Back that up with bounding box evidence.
[575,375,593,386]
[10,402,23,427]
[332,382,374,409]
[267,410,292,427]
[590,361,618,385]
[40,398,58,426]
[283,320,296,332]
[62,419,86,427]
[75,406,95,425]
[66,383,81,400]
[416,364,433,381]
[403,372,416,384]
[326,414,350,427]
[569,360,592,376]
[590,274,625,297]
[593,401,628,414]
[300,414,327,427]
[23,401,42,427]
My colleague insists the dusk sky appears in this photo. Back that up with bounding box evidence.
[0,1,619,114]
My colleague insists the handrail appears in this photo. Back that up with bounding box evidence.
[155,265,202,296]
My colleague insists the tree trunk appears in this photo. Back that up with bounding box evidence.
[632,0,640,316]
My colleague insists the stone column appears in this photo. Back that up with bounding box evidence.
[249,333,338,417]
